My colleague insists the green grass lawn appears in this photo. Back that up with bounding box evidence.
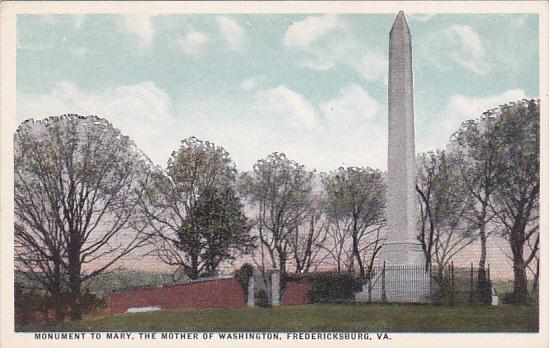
[16,303,538,333]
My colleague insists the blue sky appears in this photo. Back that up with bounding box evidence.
[16,13,539,172]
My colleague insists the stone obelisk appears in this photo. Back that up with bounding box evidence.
[355,12,429,303]
[383,11,424,267]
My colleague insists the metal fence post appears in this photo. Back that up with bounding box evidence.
[429,266,433,299]
[381,261,387,303]
[450,261,455,306]
[367,275,372,303]
[469,262,474,305]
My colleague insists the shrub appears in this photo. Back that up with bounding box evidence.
[235,263,254,299]
[78,290,106,316]
[284,272,362,304]
[501,290,535,306]
[476,278,492,305]
[255,288,270,307]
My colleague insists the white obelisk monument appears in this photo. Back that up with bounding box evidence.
[383,11,425,267]
[356,11,430,303]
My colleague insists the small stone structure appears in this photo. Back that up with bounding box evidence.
[247,276,255,307]
[271,272,281,306]
[246,269,311,307]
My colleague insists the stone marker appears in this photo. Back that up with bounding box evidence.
[247,276,255,307]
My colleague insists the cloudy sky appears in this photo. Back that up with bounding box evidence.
[16,13,539,172]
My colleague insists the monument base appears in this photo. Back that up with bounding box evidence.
[355,242,432,303]
[381,241,425,266]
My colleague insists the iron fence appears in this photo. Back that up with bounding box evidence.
[362,262,492,305]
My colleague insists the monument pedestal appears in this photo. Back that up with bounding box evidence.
[381,241,425,266]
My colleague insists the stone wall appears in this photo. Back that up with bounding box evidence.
[108,277,246,315]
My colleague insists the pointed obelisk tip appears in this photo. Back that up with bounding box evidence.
[391,10,410,34]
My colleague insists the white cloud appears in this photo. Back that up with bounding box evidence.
[216,16,246,50]
[283,15,346,49]
[173,83,385,172]
[347,51,388,83]
[70,47,89,59]
[240,78,257,92]
[17,81,387,172]
[446,25,483,58]
[283,15,386,84]
[422,24,489,75]
[444,89,527,122]
[177,31,209,57]
[256,85,318,130]
[17,81,173,165]
[318,84,386,170]
[321,83,379,123]
[417,89,528,152]
[118,15,155,48]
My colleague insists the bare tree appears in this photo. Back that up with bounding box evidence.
[15,115,153,320]
[416,150,476,279]
[322,167,386,281]
[140,137,253,280]
[320,214,353,274]
[287,195,329,274]
[240,153,314,275]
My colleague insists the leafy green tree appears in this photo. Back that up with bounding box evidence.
[181,187,254,277]
[141,137,253,279]
[486,100,539,304]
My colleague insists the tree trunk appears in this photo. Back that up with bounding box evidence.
[532,258,539,294]
[510,236,531,305]
[52,255,65,321]
[478,222,487,273]
[476,221,490,304]
[278,251,287,276]
[352,234,365,280]
[68,248,82,320]
[189,255,199,280]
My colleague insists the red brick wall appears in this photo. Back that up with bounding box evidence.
[108,278,246,315]
[282,281,311,306]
